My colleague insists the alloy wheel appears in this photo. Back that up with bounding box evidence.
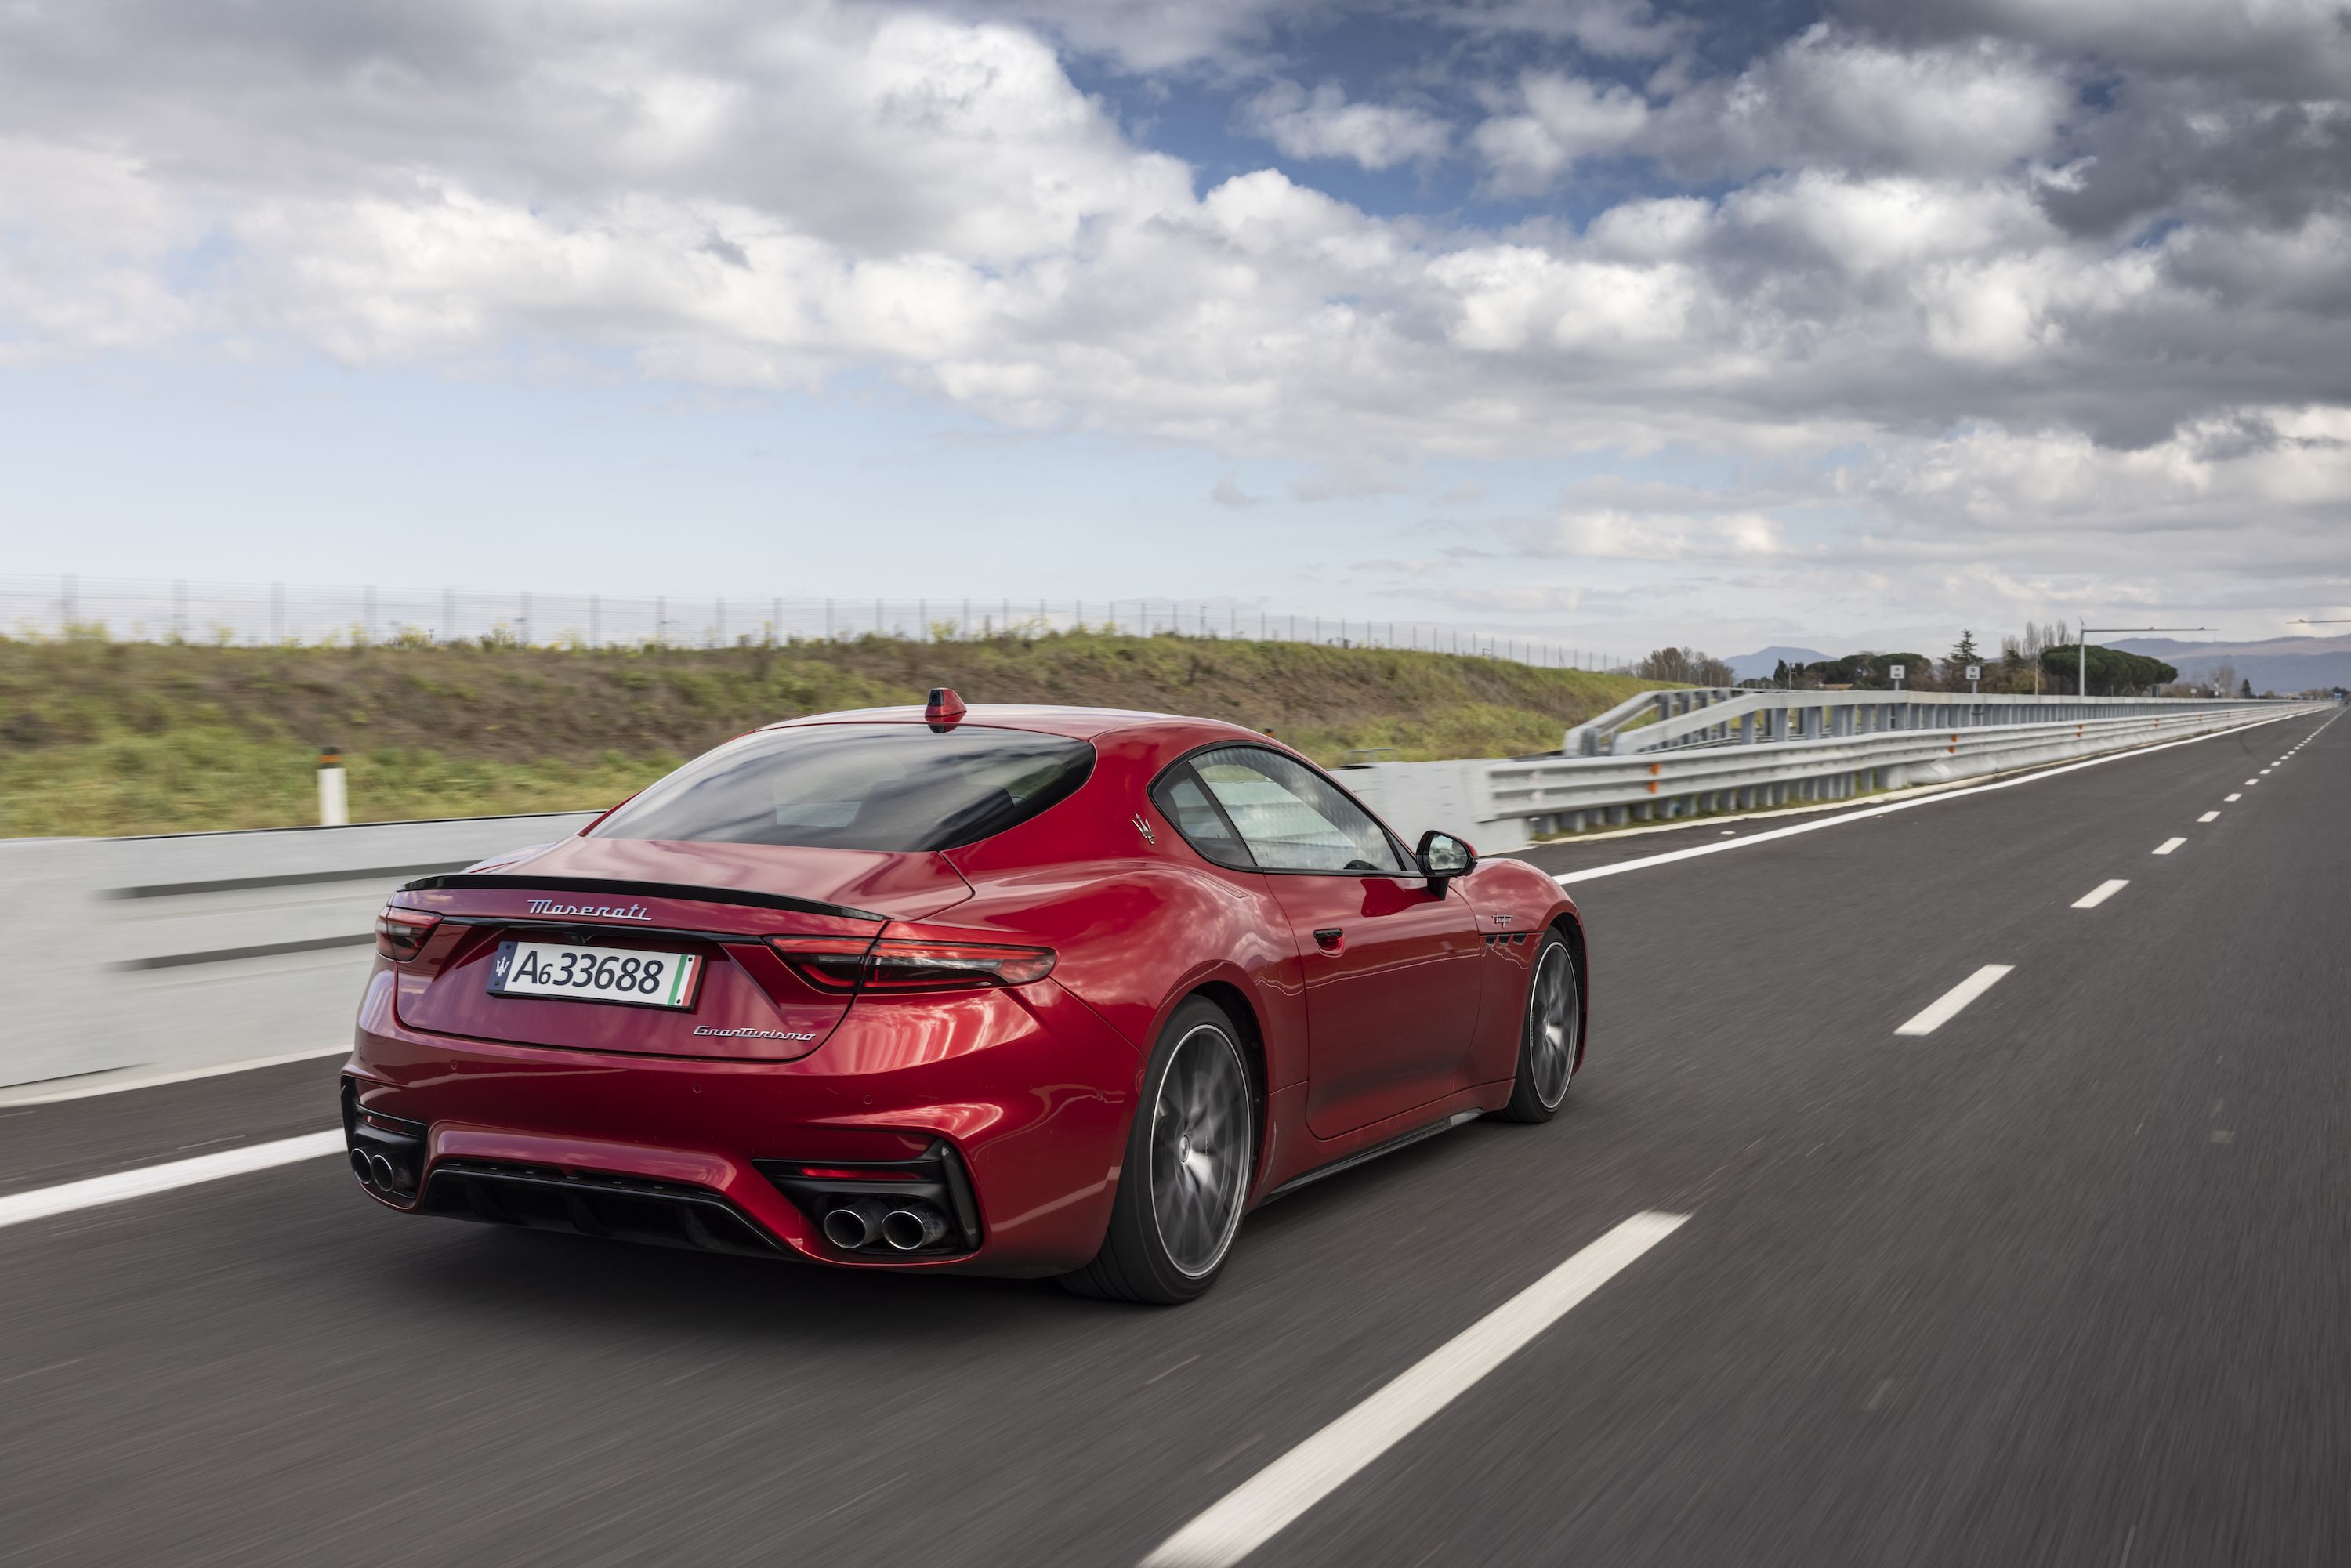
[1527,942,1578,1110]
[1148,1023,1252,1277]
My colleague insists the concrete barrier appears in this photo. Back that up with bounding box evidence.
[0,813,592,1093]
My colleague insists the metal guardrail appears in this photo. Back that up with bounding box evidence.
[1563,689,2284,757]
[1351,697,2333,849]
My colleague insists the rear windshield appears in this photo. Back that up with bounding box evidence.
[591,725,1096,852]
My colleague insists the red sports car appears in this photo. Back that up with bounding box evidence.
[344,691,1587,1302]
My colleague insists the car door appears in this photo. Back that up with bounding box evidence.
[1176,747,1483,1138]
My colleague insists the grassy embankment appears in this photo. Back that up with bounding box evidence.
[0,633,1665,837]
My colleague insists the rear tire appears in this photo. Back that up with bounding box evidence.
[1060,997,1255,1305]
[1498,929,1579,1123]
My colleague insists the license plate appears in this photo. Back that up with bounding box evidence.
[488,940,705,1010]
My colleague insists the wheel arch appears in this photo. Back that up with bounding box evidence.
[1183,979,1270,1164]
[1545,907,1590,1073]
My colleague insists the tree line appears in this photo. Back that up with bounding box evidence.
[1766,624,2180,695]
[1621,620,2203,697]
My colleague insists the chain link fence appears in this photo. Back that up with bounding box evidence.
[2,575,1628,672]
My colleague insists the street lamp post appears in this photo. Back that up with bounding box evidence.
[2076,625,2206,697]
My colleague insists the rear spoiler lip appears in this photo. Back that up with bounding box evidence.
[393,873,887,924]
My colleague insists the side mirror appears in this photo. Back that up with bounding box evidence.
[1415,829,1477,884]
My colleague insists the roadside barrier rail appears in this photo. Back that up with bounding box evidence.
[1351,697,2332,851]
[1564,689,2287,757]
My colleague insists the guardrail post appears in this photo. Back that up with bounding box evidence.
[317,747,348,827]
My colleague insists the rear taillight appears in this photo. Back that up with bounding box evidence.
[767,936,1055,992]
[765,935,874,990]
[375,906,441,961]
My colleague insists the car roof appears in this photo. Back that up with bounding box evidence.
[763,704,1275,748]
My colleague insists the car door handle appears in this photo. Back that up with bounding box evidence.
[1313,928,1344,953]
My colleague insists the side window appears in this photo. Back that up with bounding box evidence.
[1190,748,1407,875]
[1150,764,1256,870]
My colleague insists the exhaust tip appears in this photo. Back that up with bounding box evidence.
[350,1148,374,1182]
[368,1152,398,1190]
[823,1203,882,1250]
[881,1204,948,1252]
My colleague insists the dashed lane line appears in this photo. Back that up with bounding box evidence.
[2199,811,2221,823]
[2154,838,2186,855]
[2073,880,2130,909]
[1139,1212,1690,1568]
[1894,965,2015,1037]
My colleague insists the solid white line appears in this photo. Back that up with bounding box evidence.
[1553,711,2314,888]
[0,1131,343,1230]
[2198,811,2220,823]
[0,1045,349,1108]
[1894,965,2013,1037]
[2072,880,2129,909]
[2153,838,2186,855]
[1138,1212,1689,1568]
[2226,793,2241,802]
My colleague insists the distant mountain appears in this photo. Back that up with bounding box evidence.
[2111,634,2351,693]
[1727,646,1831,681]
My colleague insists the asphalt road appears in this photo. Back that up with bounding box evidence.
[3,708,2344,1566]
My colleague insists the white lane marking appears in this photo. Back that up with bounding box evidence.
[1138,1212,1689,1568]
[2226,793,2242,802]
[2260,769,2273,774]
[1553,710,2317,888]
[2198,811,2221,823]
[2073,880,2129,909]
[1894,965,2014,1037]
[0,1045,349,1108]
[2246,779,2260,785]
[2153,838,2186,855]
[0,1131,343,1230]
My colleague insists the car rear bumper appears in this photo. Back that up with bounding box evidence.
[343,965,1140,1276]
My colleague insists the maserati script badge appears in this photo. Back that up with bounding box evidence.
[524,898,653,921]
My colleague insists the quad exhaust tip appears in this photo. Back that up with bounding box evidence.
[822,1197,951,1252]
[821,1197,893,1251]
[882,1204,949,1252]
[350,1145,406,1194]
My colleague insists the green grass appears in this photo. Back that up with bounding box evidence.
[0,632,1667,837]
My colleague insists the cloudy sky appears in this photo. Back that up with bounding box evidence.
[3,0,2347,655]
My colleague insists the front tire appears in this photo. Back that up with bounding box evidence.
[1498,929,1579,1123]
[1060,997,1255,1304]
